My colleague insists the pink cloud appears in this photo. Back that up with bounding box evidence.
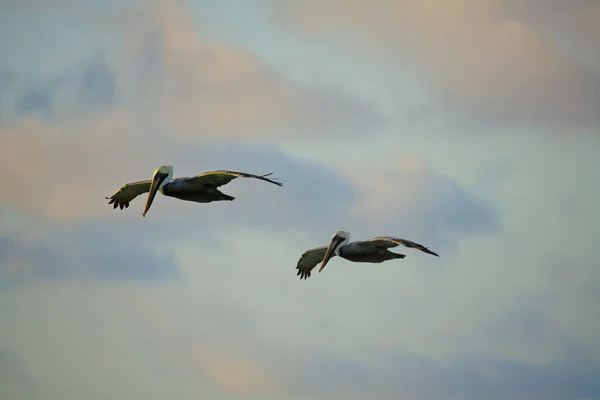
[0,114,143,222]
[277,0,600,129]
[120,286,278,395]
[109,0,379,139]
[0,0,377,222]
[189,347,278,396]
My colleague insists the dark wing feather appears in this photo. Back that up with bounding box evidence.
[189,170,282,188]
[106,180,152,210]
[366,236,439,257]
[296,246,333,280]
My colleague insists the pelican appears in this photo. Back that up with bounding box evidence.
[106,165,282,217]
[296,230,439,279]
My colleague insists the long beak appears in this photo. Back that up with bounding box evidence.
[142,172,168,218]
[319,236,343,273]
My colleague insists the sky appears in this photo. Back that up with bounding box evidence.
[0,0,599,399]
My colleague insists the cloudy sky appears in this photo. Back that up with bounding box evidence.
[1,0,599,399]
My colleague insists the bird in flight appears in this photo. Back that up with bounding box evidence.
[296,230,439,279]
[106,165,282,217]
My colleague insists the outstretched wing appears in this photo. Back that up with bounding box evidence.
[296,246,334,280]
[106,180,152,210]
[188,170,282,188]
[365,236,439,257]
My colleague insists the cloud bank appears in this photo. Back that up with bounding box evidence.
[277,0,600,130]
[1,1,599,399]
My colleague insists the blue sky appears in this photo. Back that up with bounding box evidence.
[1,0,599,399]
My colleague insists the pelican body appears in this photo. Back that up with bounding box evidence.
[296,231,439,280]
[106,165,282,217]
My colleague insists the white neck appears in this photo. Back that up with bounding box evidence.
[161,170,174,187]
[333,235,350,255]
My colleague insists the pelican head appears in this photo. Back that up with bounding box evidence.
[319,230,351,273]
[142,165,174,217]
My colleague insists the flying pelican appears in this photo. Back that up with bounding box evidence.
[296,230,439,279]
[106,165,282,217]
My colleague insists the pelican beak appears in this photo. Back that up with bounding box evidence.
[142,171,169,218]
[319,235,344,273]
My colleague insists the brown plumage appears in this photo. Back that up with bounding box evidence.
[107,166,282,215]
[296,231,438,280]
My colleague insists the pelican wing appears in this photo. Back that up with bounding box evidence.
[296,246,335,280]
[187,170,282,188]
[106,180,152,210]
[364,236,439,257]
